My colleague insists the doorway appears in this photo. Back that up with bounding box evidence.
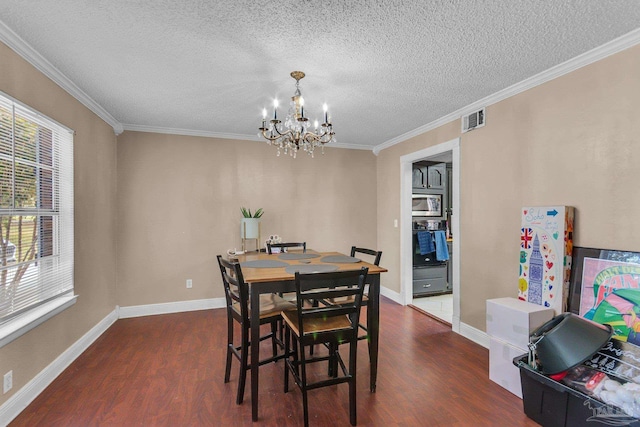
[400,138,460,333]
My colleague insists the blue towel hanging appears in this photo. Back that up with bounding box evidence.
[417,231,435,255]
[434,230,449,261]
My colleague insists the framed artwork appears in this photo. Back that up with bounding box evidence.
[570,246,640,344]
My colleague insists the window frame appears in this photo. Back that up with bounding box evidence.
[0,91,75,348]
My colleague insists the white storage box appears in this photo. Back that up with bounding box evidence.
[489,337,525,398]
[486,297,554,350]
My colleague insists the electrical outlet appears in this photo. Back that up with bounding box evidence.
[186,279,192,289]
[3,370,12,394]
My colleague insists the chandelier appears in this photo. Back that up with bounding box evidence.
[259,71,335,158]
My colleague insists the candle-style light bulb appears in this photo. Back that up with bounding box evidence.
[323,103,328,123]
[273,99,279,120]
[300,97,305,118]
[260,108,267,129]
[314,119,319,130]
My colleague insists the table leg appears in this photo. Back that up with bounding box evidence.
[367,274,380,392]
[250,285,261,421]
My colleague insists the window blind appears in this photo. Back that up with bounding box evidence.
[0,91,74,323]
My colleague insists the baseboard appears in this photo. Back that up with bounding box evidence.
[405,300,488,348]
[458,321,490,349]
[0,298,227,426]
[0,294,487,426]
[0,308,118,427]
[118,297,225,318]
[380,286,402,304]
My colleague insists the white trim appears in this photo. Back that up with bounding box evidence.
[118,298,225,319]
[400,138,461,333]
[0,308,118,427]
[0,292,487,426]
[0,90,74,134]
[458,322,490,349]
[0,21,124,135]
[120,124,370,150]
[3,12,639,151]
[380,285,402,305]
[121,124,257,141]
[326,142,372,151]
[373,27,640,155]
[0,295,77,348]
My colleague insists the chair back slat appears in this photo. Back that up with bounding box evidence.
[298,305,358,320]
[294,268,368,342]
[267,242,306,254]
[304,287,363,301]
[350,246,382,266]
[217,255,249,323]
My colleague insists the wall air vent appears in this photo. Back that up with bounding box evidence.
[461,108,485,133]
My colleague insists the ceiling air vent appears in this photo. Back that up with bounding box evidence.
[461,108,485,133]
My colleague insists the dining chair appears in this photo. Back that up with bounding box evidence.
[267,241,306,254]
[216,255,295,404]
[282,267,369,427]
[267,241,308,338]
[323,247,382,345]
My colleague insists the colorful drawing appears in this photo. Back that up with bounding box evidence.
[521,228,533,249]
[517,206,574,314]
[578,257,640,343]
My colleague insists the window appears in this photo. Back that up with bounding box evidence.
[0,91,74,343]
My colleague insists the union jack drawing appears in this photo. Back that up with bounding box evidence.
[521,228,533,249]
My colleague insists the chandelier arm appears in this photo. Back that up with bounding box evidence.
[310,129,329,143]
[261,127,293,141]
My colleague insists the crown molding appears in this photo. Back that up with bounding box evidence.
[121,124,257,141]
[373,27,640,156]
[121,123,371,150]
[0,21,124,135]
[5,14,638,151]
[330,142,372,151]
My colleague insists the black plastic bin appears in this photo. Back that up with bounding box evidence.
[514,355,640,427]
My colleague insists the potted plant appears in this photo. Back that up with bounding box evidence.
[240,207,263,239]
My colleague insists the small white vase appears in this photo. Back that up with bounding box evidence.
[240,218,260,239]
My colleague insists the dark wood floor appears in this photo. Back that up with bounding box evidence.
[10,297,539,426]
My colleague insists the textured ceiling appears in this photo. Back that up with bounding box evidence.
[1,1,639,150]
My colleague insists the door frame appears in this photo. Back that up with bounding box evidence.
[400,137,461,332]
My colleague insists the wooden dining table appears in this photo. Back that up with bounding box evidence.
[233,250,387,421]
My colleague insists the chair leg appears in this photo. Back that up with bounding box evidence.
[271,321,278,359]
[302,386,310,427]
[224,317,234,383]
[292,334,300,378]
[327,342,338,377]
[284,324,290,393]
[236,326,249,405]
[300,340,309,427]
[349,340,358,426]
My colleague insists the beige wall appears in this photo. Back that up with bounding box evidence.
[377,44,640,330]
[116,132,378,306]
[0,42,118,406]
[2,28,639,412]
